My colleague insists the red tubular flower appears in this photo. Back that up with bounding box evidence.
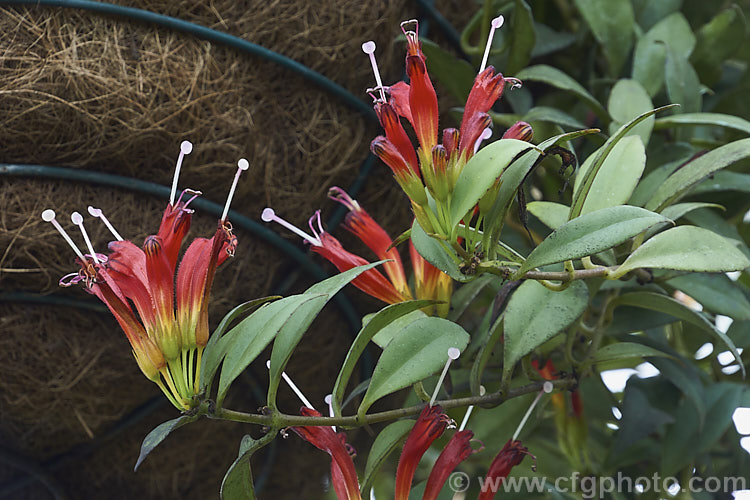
[461,67,506,135]
[395,405,451,500]
[329,188,411,300]
[421,430,480,500]
[409,241,452,317]
[291,408,362,500]
[313,232,408,305]
[402,29,439,153]
[502,121,534,142]
[388,81,413,123]
[375,101,419,176]
[478,439,531,500]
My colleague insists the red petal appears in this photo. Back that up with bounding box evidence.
[395,405,450,500]
[291,408,361,500]
[461,67,505,135]
[478,439,529,500]
[388,81,413,123]
[313,233,406,304]
[406,55,439,153]
[458,113,492,161]
[156,202,192,274]
[422,430,478,500]
[375,102,419,175]
[502,121,534,142]
[370,136,416,181]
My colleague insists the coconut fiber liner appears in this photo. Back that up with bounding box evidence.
[0,0,420,497]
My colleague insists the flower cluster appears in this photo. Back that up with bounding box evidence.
[43,142,248,410]
[363,19,532,237]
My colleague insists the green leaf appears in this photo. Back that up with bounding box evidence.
[527,201,570,230]
[615,226,750,277]
[450,138,537,228]
[515,65,608,120]
[217,294,325,405]
[506,0,535,74]
[575,136,646,215]
[691,5,747,85]
[268,263,384,405]
[420,39,476,102]
[517,206,671,276]
[371,309,427,348]
[361,420,414,494]
[503,280,588,381]
[135,415,197,470]
[660,202,724,222]
[610,383,675,462]
[608,79,655,145]
[667,274,750,321]
[220,434,273,500]
[410,220,467,282]
[612,291,745,376]
[201,296,281,392]
[531,22,576,58]
[331,300,434,416]
[662,383,746,475]
[632,13,696,97]
[653,112,750,136]
[570,105,676,218]
[592,342,673,364]
[692,171,750,195]
[522,106,587,130]
[644,138,750,211]
[573,0,635,76]
[632,0,682,31]
[665,47,702,114]
[448,274,496,322]
[358,317,470,417]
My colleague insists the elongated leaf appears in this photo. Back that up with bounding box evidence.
[358,317,470,417]
[516,65,608,120]
[615,226,750,278]
[632,0,682,31]
[576,136,646,215]
[268,263,384,405]
[608,79,655,145]
[692,171,750,195]
[331,300,434,416]
[633,13,696,96]
[450,139,536,227]
[201,296,281,391]
[645,140,750,212]
[523,106,587,130]
[691,5,747,85]
[660,202,724,222]
[667,274,750,321]
[503,280,588,381]
[507,0,535,74]
[448,275,496,322]
[410,220,468,282]
[573,0,635,76]
[593,343,673,364]
[517,206,671,275]
[570,105,676,218]
[371,309,427,348]
[135,415,197,470]
[361,420,414,494]
[612,291,745,376]
[665,47,701,114]
[654,113,750,135]
[217,294,325,404]
[221,434,273,500]
[527,201,569,230]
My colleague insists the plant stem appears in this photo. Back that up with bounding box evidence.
[210,377,577,428]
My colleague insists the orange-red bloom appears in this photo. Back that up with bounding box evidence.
[291,407,362,500]
[478,439,532,500]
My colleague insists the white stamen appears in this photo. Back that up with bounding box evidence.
[169,140,193,206]
[479,16,504,73]
[430,348,461,406]
[71,212,99,264]
[362,41,387,102]
[324,394,336,432]
[221,158,249,222]
[512,382,553,441]
[474,127,493,154]
[42,209,85,260]
[266,360,315,410]
[459,385,486,432]
[262,208,322,246]
[87,206,124,241]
